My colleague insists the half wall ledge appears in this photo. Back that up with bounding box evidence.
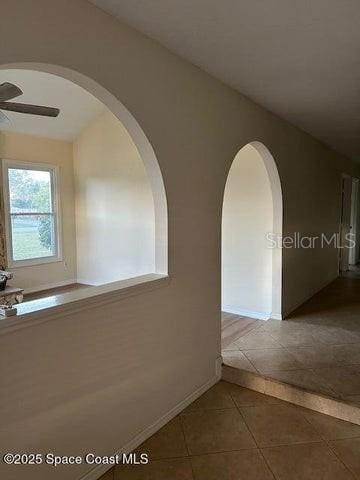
[0,274,170,335]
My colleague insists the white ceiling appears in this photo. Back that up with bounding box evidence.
[89,0,360,161]
[0,69,105,141]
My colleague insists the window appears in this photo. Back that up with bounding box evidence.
[2,161,61,267]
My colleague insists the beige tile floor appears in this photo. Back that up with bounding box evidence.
[222,277,360,403]
[99,381,360,479]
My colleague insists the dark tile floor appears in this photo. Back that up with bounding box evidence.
[99,381,360,479]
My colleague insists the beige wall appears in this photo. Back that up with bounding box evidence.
[73,111,155,284]
[1,1,360,480]
[0,131,77,291]
[222,144,273,318]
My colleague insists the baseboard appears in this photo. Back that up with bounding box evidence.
[270,313,282,320]
[23,278,77,295]
[222,305,271,321]
[79,357,222,480]
[283,273,338,318]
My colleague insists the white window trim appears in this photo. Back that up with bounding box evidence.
[2,159,63,268]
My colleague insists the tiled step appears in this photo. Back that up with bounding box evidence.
[222,364,360,425]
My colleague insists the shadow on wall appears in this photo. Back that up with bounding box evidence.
[222,141,283,320]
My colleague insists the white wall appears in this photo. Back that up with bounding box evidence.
[1,2,360,480]
[340,176,353,271]
[349,179,360,265]
[356,185,360,264]
[0,131,77,291]
[222,144,273,318]
[73,111,155,285]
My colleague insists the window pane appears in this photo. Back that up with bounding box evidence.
[8,168,52,213]
[11,215,56,261]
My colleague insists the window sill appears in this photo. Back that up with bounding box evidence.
[0,273,170,335]
[9,256,63,268]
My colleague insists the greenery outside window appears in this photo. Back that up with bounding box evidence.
[2,160,61,267]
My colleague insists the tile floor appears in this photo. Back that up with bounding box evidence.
[99,381,360,479]
[222,277,360,404]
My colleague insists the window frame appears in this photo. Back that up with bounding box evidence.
[2,159,62,268]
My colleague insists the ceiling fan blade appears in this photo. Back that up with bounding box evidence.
[0,101,60,117]
[0,110,10,124]
[0,82,23,102]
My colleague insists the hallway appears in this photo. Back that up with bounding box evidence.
[100,381,360,479]
[222,277,360,405]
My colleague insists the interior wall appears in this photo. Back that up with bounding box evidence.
[222,144,273,318]
[349,179,359,265]
[0,131,77,291]
[340,175,353,272]
[356,185,360,264]
[1,2,360,480]
[73,110,155,285]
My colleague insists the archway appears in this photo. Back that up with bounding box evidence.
[0,62,168,275]
[0,63,168,291]
[222,141,282,322]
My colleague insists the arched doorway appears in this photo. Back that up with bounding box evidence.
[222,141,282,323]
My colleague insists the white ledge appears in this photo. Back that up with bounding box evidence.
[0,274,170,335]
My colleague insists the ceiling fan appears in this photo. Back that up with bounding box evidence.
[0,82,60,123]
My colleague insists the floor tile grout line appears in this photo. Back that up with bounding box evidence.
[236,347,360,375]
[233,322,267,341]
[240,345,304,372]
[178,411,196,479]
[223,325,260,338]
[149,446,261,463]
[229,387,304,480]
[179,406,243,415]
[260,441,357,480]
[221,318,267,349]
[185,446,260,458]
[177,416,190,457]
[305,367,360,398]
[240,349,265,374]
[228,389,279,480]
[281,343,360,370]
[294,408,359,479]
[180,406,237,413]
[325,440,359,479]
[230,390,341,454]
[236,399,356,477]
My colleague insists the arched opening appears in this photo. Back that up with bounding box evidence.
[0,64,168,307]
[221,141,282,335]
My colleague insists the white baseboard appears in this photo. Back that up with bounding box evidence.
[283,273,338,318]
[270,313,282,320]
[24,278,77,295]
[79,358,222,480]
[222,305,271,321]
